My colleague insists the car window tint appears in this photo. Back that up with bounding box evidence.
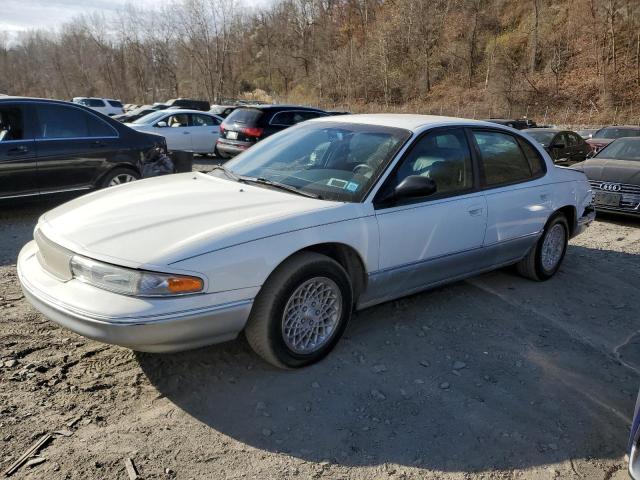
[569,133,582,145]
[472,131,533,186]
[192,114,215,126]
[225,108,263,125]
[271,111,296,126]
[37,104,90,139]
[0,106,25,141]
[165,114,190,127]
[517,138,545,176]
[297,111,325,121]
[87,114,117,137]
[107,100,123,108]
[394,129,473,196]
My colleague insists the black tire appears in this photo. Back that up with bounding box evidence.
[516,213,569,281]
[101,168,140,188]
[245,252,353,369]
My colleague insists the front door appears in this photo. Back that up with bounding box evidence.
[371,128,487,302]
[153,113,193,151]
[0,103,37,198]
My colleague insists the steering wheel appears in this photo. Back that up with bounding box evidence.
[352,163,373,176]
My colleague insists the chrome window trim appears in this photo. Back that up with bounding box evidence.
[0,186,92,200]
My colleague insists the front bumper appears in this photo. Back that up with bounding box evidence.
[573,206,596,237]
[17,241,253,353]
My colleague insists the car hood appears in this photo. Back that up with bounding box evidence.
[571,158,640,184]
[38,173,356,268]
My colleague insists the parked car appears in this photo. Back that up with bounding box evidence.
[571,137,640,216]
[0,97,167,200]
[72,97,124,116]
[576,128,598,140]
[18,114,595,368]
[210,105,239,118]
[126,109,223,154]
[113,105,156,123]
[586,125,640,154]
[484,118,537,130]
[164,98,211,111]
[523,128,590,165]
[216,105,328,158]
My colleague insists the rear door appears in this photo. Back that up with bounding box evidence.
[470,129,552,263]
[190,113,220,153]
[0,102,38,198]
[34,102,117,193]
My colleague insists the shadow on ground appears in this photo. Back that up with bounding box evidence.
[137,243,640,472]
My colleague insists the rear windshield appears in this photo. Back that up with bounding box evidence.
[225,108,264,125]
[77,99,106,107]
[594,127,640,139]
[108,100,123,108]
[525,130,556,146]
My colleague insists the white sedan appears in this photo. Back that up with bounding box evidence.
[18,114,595,368]
[126,109,223,154]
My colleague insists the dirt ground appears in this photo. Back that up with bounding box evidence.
[1,191,639,480]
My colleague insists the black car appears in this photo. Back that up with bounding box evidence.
[216,105,328,158]
[571,137,640,216]
[209,105,239,118]
[523,128,590,165]
[484,118,537,130]
[165,98,211,111]
[0,97,167,200]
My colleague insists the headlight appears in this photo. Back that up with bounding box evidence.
[70,255,204,297]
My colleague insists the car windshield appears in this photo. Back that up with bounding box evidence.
[217,122,411,202]
[594,127,640,139]
[131,111,167,124]
[526,130,556,146]
[595,138,640,161]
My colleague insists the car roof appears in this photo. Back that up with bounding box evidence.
[309,113,509,132]
[235,104,324,112]
[523,128,561,133]
[154,109,217,115]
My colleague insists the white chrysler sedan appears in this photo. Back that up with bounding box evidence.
[18,115,595,368]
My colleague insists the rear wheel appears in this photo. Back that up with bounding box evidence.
[517,213,569,281]
[245,252,353,368]
[101,168,140,188]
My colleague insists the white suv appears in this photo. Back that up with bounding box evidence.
[72,97,124,116]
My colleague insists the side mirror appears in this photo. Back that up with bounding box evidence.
[378,175,437,205]
[156,121,168,128]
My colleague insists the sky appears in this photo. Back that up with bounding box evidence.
[2,0,165,35]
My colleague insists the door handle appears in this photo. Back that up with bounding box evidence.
[7,146,28,155]
[468,205,484,216]
[183,131,190,135]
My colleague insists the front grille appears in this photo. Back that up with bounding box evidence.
[589,180,640,212]
[34,229,74,281]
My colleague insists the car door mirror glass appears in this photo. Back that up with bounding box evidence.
[156,121,168,128]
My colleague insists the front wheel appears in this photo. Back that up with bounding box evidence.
[101,168,140,188]
[245,252,353,368]
[517,213,569,281]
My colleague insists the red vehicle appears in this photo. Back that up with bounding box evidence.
[586,125,640,154]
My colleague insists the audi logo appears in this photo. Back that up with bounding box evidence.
[599,182,622,192]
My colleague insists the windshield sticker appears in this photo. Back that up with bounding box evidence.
[346,182,359,192]
[327,178,348,189]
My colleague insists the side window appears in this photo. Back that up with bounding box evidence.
[192,114,215,126]
[0,106,25,141]
[392,129,473,196]
[164,114,190,127]
[568,133,582,146]
[298,111,325,121]
[472,130,533,186]
[517,138,546,176]
[270,111,295,126]
[87,114,117,137]
[36,104,90,139]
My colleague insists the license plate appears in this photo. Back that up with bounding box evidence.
[226,131,238,140]
[594,191,621,207]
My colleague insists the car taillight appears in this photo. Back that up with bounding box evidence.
[240,126,264,138]
[219,124,226,134]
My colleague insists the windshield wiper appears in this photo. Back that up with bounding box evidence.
[210,164,241,182]
[240,176,323,200]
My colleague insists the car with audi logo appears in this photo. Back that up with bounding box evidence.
[571,137,640,216]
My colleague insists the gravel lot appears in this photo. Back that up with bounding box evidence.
[0,188,639,479]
